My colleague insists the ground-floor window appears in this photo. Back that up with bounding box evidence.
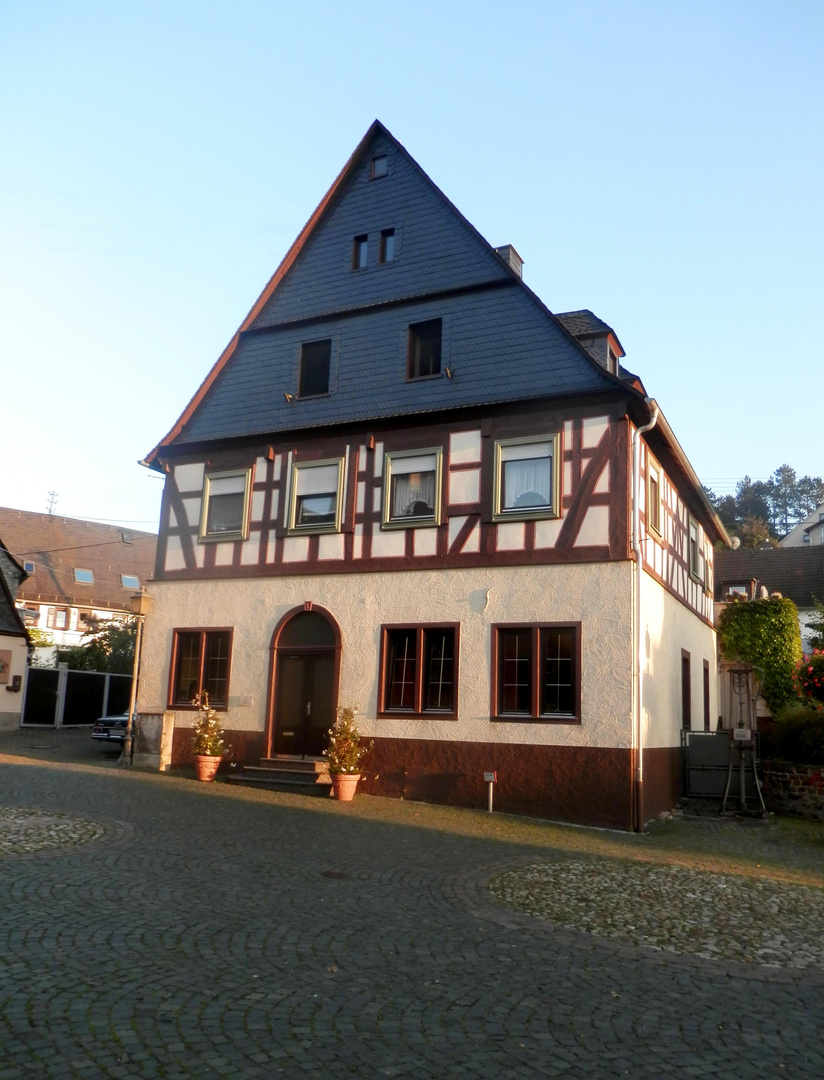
[169,628,232,709]
[492,624,581,722]
[378,624,458,718]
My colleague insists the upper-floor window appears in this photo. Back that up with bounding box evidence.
[169,628,232,709]
[383,449,442,528]
[299,339,331,398]
[493,624,580,722]
[803,532,811,543]
[74,568,94,584]
[200,469,252,542]
[47,607,69,630]
[493,435,559,520]
[380,229,395,263]
[371,154,388,179]
[121,574,140,589]
[688,518,705,583]
[352,234,368,270]
[379,624,458,717]
[290,458,344,533]
[647,458,662,537]
[407,319,442,380]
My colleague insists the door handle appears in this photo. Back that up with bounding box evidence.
[306,701,312,716]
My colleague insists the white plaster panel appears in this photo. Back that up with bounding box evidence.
[353,525,363,560]
[255,456,268,474]
[564,421,573,440]
[215,543,235,567]
[371,530,406,558]
[319,533,345,561]
[271,491,279,520]
[357,482,365,515]
[173,462,204,493]
[283,537,309,563]
[136,562,635,749]
[449,469,480,505]
[372,486,382,513]
[593,462,609,495]
[414,528,438,556]
[164,536,185,572]
[563,461,572,494]
[251,489,266,521]
[374,443,384,478]
[449,430,481,464]
[448,515,467,548]
[194,544,205,569]
[582,416,608,449]
[241,537,261,566]
[181,498,201,529]
[496,523,525,551]
[266,538,276,563]
[461,521,480,553]
[273,455,282,481]
[534,518,561,548]
[576,506,609,547]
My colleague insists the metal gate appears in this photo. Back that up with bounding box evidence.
[21,665,132,728]
[682,729,761,799]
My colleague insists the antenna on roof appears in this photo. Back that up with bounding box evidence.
[47,491,58,515]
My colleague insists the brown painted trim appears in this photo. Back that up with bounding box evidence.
[490,622,582,723]
[448,460,482,472]
[377,622,460,720]
[167,627,234,711]
[681,648,691,730]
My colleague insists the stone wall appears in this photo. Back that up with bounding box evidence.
[762,762,824,821]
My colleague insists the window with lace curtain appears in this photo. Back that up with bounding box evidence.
[493,434,559,521]
[383,448,442,528]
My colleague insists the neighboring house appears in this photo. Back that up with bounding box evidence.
[780,503,824,548]
[136,121,727,831]
[0,507,157,648]
[715,546,824,653]
[0,538,30,730]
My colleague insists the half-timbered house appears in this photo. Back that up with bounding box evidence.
[137,121,728,830]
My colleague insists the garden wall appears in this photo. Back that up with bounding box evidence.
[762,762,824,821]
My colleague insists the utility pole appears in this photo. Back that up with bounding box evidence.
[47,492,58,515]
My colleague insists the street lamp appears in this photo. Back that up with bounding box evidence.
[120,588,153,765]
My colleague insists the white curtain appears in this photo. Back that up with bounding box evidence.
[390,454,437,518]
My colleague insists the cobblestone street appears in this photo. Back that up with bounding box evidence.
[1,730,823,1079]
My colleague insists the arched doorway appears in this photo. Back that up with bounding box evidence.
[267,607,341,759]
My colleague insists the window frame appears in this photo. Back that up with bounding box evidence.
[647,457,662,538]
[379,228,395,264]
[688,517,704,583]
[199,468,252,543]
[371,154,388,179]
[168,627,234,712]
[23,561,35,574]
[288,456,345,535]
[491,623,581,723]
[492,433,561,522]
[73,568,94,584]
[352,234,368,270]
[378,623,460,720]
[382,447,443,530]
[121,574,140,590]
[298,338,332,399]
[406,318,443,380]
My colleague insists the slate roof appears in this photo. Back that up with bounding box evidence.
[146,121,626,459]
[714,547,824,607]
[555,309,619,343]
[0,508,156,612]
[0,540,28,638]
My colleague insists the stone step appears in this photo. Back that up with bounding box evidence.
[258,757,329,774]
[227,771,332,796]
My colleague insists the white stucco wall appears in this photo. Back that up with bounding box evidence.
[0,635,30,730]
[137,563,636,749]
[641,573,718,747]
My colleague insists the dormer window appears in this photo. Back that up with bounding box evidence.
[371,155,388,179]
[607,347,618,375]
[352,234,368,270]
[407,319,442,379]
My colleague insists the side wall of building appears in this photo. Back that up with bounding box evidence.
[0,634,30,730]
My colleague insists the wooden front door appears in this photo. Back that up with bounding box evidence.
[273,651,335,758]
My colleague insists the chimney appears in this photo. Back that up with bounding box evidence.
[494,244,523,280]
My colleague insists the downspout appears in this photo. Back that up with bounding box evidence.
[631,398,659,832]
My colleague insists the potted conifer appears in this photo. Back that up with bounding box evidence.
[323,706,372,801]
[190,691,227,781]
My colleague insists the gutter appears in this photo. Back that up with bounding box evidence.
[631,397,659,833]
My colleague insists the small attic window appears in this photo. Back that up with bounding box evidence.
[23,560,35,574]
[121,574,140,589]
[121,531,133,544]
[380,229,395,264]
[607,347,618,375]
[352,234,368,270]
[74,568,94,584]
[371,155,388,179]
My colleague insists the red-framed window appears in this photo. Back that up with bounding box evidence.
[378,624,459,718]
[492,624,581,722]
[169,628,233,709]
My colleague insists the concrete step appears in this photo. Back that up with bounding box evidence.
[227,771,332,796]
[258,757,329,774]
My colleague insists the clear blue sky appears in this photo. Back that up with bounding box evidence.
[2,0,822,529]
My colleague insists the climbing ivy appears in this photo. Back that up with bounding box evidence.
[717,597,802,716]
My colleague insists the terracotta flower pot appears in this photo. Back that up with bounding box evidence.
[195,754,221,782]
[331,773,360,802]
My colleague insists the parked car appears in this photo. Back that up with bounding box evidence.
[91,713,129,743]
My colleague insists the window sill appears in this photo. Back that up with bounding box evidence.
[170,703,229,712]
[296,392,332,401]
[198,532,248,544]
[377,710,458,721]
[492,510,559,524]
[381,518,440,531]
[287,525,342,537]
[491,713,580,724]
[405,373,442,383]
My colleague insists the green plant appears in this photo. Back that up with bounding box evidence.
[805,598,824,652]
[717,596,802,716]
[762,703,824,765]
[323,706,372,775]
[190,692,228,757]
[58,618,136,674]
[794,649,824,707]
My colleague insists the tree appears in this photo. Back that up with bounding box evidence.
[58,618,136,674]
[705,465,824,541]
[718,596,802,716]
[737,515,775,550]
[769,464,798,536]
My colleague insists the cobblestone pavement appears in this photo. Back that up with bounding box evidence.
[1,730,823,1079]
